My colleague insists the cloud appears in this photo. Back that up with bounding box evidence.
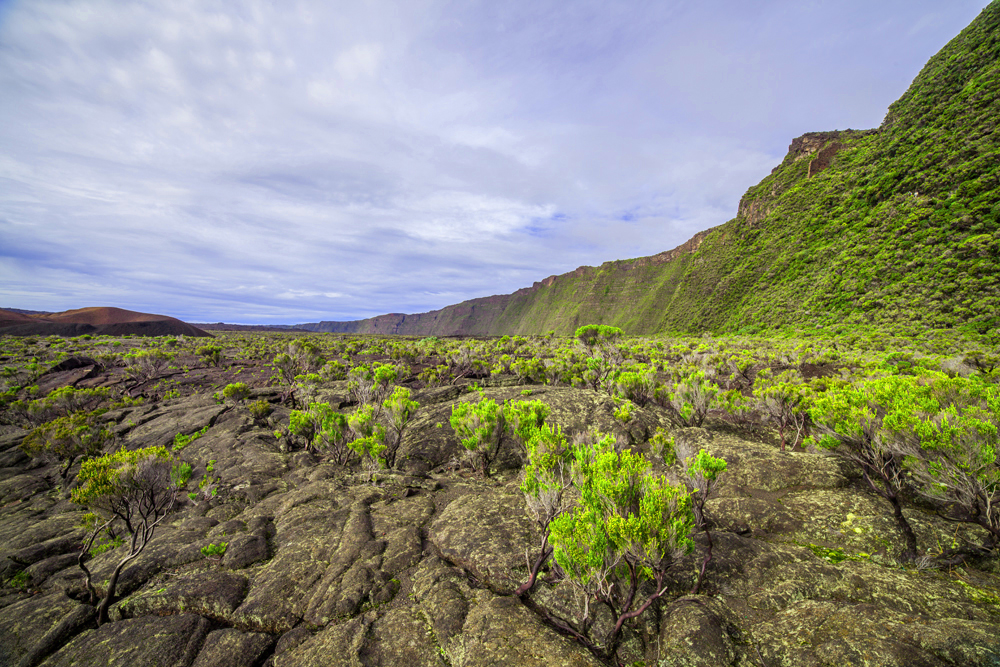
[0,0,992,323]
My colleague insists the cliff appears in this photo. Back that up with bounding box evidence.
[303,2,999,338]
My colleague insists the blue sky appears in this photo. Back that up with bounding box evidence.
[0,0,992,324]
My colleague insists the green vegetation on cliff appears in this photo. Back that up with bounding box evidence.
[304,2,999,342]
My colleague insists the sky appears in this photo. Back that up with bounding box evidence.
[0,0,992,325]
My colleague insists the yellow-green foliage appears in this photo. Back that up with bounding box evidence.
[22,410,112,463]
[546,434,694,652]
[71,446,174,507]
[450,394,503,474]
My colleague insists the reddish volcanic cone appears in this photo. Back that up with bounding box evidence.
[0,307,211,338]
[44,307,176,325]
[0,309,37,326]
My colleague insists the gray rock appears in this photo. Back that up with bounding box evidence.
[272,614,371,667]
[190,628,275,667]
[25,553,78,588]
[428,484,534,594]
[17,603,95,667]
[0,473,50,505]
[449,595,603,667]
[113,569,249,623]
[121,397,226,450]
[656,597,744,667]
[364,606,448,667]
[222,532,270,569]
[0,592,79,666]
[39,613,211,667]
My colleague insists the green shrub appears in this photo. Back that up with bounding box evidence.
[546,434,695,659]
[197,344,223,367]
[201,542,228,559]
[511,356,545,385]
[658,368,718,427]
[288,407,320,448]
[7,570,29,590]
[19,386,110,426]
[753,369,813,451]
[612,367,659,406]
[450,393,504,476]
[249,399,273,425]
[809,376,921,559]
[880,374,1000,550]
[170,462,193,489]
[21,410,113,476]
[348,404,387,477]
[221,382,250,404]
[503,399,549,462]
[680,445,728,593]
[122,349,172,382]
[381,386,419,469]
[315,408,351,463]
[72,446,177,624]
[172,426,209,453]
[516,423,573,596]
[649,426,677,466]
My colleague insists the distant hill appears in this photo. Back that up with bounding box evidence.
[299,2,999,340]
[0,307,211,338]
[194,323,309,333]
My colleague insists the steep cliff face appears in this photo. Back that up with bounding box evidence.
[305,2,1000,337]
[298,228,714,336]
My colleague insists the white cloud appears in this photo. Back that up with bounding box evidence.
[335,43,383,80]
[0,0,992,323]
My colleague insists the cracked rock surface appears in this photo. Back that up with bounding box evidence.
[1,382,998,667]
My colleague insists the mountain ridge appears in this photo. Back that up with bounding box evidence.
[297,1,1000,339]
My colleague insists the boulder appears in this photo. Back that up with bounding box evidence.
[39,613,211,666]
[428,483,535,595]
[190,628,275,667]
[0,592,79,666]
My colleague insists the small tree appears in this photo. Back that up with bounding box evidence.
[248,399,273,426]
[316,409,352,464]
[450,393,505,476]
[511,356,546,385]
[288,405,321,451]
[122,349,172,383]
[348,404,387,478]
[381,386,419,468]
[575,324,623,353]
[504,399,550,463]
[809,377,920,560]
[348,362,400,410]
[196,344,223,368]
[445,345,484,384]
[546,435,695,660]
[658,367,718,427]
[71,446,179,625]
[575,325,624,392]
[677,443,727,593]
[753,369,812,451]
[272,352,299,388]
[884,375,1000,554]
[288,339,325,373]
[22,410,114,481]
[612,367,659,407]
[516,423,573,597]
[221,382,251,405]
[18,386,110,426]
